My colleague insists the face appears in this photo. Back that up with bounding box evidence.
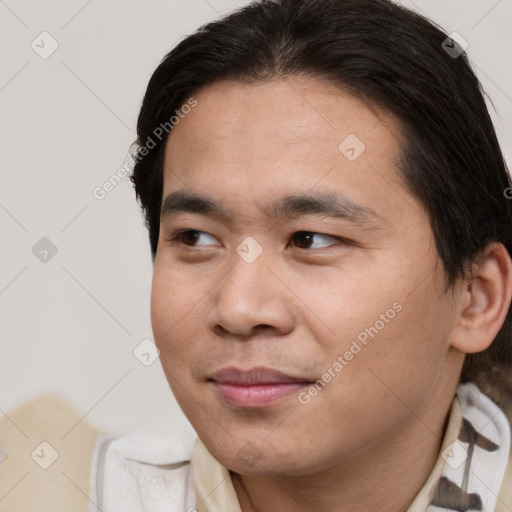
[151,77,462,476]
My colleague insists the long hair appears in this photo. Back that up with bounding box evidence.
[130,0,512,416]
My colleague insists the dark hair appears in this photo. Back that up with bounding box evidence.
[130,0,512,413]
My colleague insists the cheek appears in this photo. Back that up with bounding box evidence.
[150,264,210,418]
[304,258,452,396]
[287,263,401,353]
[150,262,205,363]
[332,287,452,414]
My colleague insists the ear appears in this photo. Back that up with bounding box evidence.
[450,243,512,354]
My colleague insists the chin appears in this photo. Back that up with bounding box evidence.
[202,433,334,477]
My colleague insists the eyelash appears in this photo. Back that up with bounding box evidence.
[167,229,351,251]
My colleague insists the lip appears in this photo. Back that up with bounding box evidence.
[209,366,313,408]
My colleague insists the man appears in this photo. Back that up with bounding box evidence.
[90,0,512,510]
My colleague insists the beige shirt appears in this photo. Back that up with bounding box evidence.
[1,392,512,511]
[192,396,512,511]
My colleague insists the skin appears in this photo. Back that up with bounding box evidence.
[150,76,512,512]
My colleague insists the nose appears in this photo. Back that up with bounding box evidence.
[208,248,295,339]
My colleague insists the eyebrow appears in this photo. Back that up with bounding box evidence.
[160,190,388,229]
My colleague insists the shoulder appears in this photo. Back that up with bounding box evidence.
[0,395,198,512]
[90,428,198,512]
[0,394,101,511]
[496,453,512,511]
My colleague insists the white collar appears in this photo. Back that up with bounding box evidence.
[193,383,511,512]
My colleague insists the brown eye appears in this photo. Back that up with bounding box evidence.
[171,229,218,247]
[291,231,338,249]
[179,230,201,246]
[292,231,314,249]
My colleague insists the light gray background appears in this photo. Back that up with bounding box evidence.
[1,0,511,436]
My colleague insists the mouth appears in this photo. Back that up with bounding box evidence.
[208,366,314,408]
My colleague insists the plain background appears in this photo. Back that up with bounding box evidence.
[1,0,511,437]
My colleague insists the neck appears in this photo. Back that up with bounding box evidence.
[231,387,456,512]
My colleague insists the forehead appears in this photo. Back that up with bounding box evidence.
[161,77,424,231]
[166,77,396,161]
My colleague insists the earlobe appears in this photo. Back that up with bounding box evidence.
[450,243,512,355]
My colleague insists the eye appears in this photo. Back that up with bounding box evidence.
[170,229,219,247]
[168,229,347,250]
[290,231,339,249]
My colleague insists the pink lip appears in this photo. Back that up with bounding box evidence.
[209,367,312,408]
